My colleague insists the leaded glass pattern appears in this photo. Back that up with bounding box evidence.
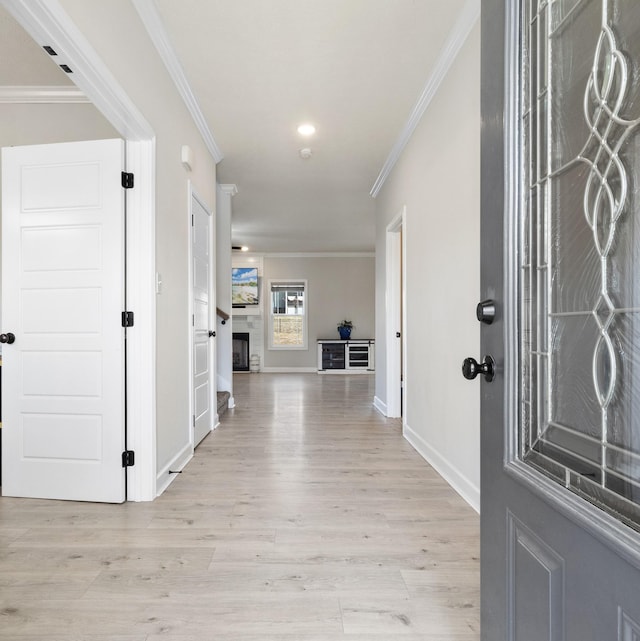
[520,0,640,530]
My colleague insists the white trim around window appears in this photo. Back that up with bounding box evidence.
[268,279,308,350]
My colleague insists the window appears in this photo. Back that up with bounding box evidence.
[516,2,640,529]
[269,280,307,349]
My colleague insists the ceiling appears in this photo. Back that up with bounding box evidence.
[1,0,470,253]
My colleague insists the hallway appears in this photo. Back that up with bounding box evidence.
[0,373,479,639]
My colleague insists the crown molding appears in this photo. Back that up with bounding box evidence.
[370,0,480,198]
[132,0,223,164]
[219,183,238,197]
[0,85,88,103]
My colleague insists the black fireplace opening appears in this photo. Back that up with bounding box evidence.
[233,332,250,371]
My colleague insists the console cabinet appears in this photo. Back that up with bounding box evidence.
[317,339,374,373]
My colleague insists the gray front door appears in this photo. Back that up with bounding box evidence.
[481,1,640,638]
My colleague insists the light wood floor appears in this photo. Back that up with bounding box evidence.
[0,373,479,640]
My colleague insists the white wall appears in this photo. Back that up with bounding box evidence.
[374,23,481,510]
[264,255,375,370]
[0,103,118,145]
[59,0,218,488]
[232,254,375,371]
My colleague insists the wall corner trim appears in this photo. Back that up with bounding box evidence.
[132,0,224,163]
[370,0,480,198]
[156,443,193,497]
[404,422,480,513]
[373,396,388,416]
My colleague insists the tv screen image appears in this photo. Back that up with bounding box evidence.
[232,267,259,305]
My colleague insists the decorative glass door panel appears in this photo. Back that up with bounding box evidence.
[521,0,640,529]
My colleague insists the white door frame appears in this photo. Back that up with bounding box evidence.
[3,0,157,500]
[385,207,407,420]
[188,182,216,446]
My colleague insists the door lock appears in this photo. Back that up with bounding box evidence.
[476,299,496,324]
[462,355,495,382]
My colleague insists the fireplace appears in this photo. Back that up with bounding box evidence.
[232,332,250,371]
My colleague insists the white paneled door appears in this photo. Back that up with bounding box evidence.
[192,190,213,446]
[480,2,640,638]
[1,139,127,503]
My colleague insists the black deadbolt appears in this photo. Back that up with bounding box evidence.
[476,300,496,324]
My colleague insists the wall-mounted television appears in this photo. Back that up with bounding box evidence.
[232,267,259,306]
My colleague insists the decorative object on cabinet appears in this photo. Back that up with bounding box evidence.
[336,319,353,340]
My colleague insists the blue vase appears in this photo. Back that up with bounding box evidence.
[338,326,351,340]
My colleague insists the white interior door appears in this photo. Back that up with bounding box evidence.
[385,210,404,418]
[1,139,126,503]
[192,189,213,446]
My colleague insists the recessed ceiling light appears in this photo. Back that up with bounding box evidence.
[297,123,316,136]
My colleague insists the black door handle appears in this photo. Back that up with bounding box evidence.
[209,331,216,338]
[462,355,495,382]
[396,332,401,338]
[0,332,15,344]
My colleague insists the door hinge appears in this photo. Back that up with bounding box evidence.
[121,172,134,189]
[192,415,195,427]
[122,450,135,467]
[122,311,134,327]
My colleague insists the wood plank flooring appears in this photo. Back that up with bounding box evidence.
[0,373,480,640]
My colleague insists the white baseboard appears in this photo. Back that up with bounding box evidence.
[155,442,192,497]
[318,369,373,375]
[373,396,388,415]
[404,423,480,513]
[260,367,318,373]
